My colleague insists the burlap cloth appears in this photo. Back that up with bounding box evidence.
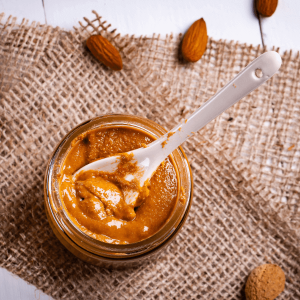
[1,11,300,299]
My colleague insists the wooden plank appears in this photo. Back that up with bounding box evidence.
[0,0,45,24]
[259,0,300,52]
[0,268,52,300]
[44,0,262,45]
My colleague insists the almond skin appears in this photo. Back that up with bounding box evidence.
[86,35,123,71]
[181,18,208,63]
[256,0,278,17]
[245,264,285,300]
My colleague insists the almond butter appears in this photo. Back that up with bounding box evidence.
[181,18,208,63]
[256,0,278,17]
[86,35,123,71]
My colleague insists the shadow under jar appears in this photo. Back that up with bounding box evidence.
[44,114,193,267]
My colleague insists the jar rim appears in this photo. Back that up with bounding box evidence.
[44,114,193,259]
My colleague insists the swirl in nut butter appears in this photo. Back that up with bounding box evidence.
[59,126,180,244]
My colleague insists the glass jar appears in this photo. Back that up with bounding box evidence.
[44,114,193,267]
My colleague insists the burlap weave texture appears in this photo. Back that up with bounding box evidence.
[1,11,300,299]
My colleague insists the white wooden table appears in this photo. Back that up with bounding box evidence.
[0,0,299,299]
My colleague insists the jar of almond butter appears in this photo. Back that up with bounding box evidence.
[44,114,193,267]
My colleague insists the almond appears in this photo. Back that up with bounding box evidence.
[256,0,278,17]
[86,35,123,71]
[181,18,208,63]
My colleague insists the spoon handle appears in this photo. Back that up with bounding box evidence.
[149,51,281,165]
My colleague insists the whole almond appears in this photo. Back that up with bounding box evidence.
[86,35,123,71]
[256,0,278,17]
[181,18,208,63]
[245,264,285,300]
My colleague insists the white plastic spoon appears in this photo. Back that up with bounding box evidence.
[74,51,281,201]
